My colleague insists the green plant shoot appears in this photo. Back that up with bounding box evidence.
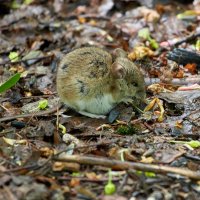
[11,0,21,9]
[24,0,34,5]
[9,52,20,62]
[0,73,21,93]
[177,10,198,19]
[170,140,200,148]
[104,169,116,195]
[196,40,200,51]
[138,28,159,49]
[136,170,156,177]
[38,99,48,110]
[59,123,67,134]
[138,28,150,39]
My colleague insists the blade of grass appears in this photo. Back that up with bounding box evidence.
[0,73,21,93]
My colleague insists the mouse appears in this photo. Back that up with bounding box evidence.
[56,47,145,118]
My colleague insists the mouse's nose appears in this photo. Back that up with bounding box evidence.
[136,90,146,101]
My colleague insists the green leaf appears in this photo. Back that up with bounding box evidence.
[71,172,81,177]
[136,171,156,177]
[187,141,200,148]
[136,170,143,175]
[170,140,200,148]
[196,40,200,51]
[0,73,21,93]
[38,99,48,110]
[138,28,150,40]
[138,28,159,49]
[59,123,67,134]
[24,0,34,5]
[144,171,156,177]
[9,52,19,62]
[149,38,159,49]
[177,10,198,19]
[11,0,21,9]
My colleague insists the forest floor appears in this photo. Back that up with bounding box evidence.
[0,0,200,200]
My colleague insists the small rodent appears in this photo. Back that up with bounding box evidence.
[57,47,145,118]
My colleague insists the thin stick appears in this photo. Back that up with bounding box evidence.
[54,155,200,180]
[0,55,53,66]
[0,106,60,123]
[145,76,200,86]
[173,31,200,46]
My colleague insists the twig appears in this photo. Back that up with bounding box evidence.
[143,122,157,135]
[0,55,53,66]
[145,76,200,86]
[58,176,121,183]
[79,14,110,21]
[0,106,60,123]
[20,93,57,100]
[0,17,25,30]
[173,31,200,47]
[54,155,200,180]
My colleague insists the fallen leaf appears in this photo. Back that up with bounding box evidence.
[144,98,165,122]
[185,63,197,75]
[53,162,80,172]
[70,178,80,187]
[3,137,27,146]
[85,172,102,180]
[140,156,154,163]
[128,46,154,61]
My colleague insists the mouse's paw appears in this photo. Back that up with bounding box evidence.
[123,98,133,104]
[78,111,106,119]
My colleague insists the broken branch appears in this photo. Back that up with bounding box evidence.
[54,154,200,180]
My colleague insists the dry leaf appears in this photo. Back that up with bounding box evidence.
[3,137,27,146]
[128,46,154,61]
[85,172,102,180]
[140,156,154,163]
[185,63,197,75]
[144,98,165,122]
[53,161,80,172]
[147,84,172,94]
[138,6,160,22]
[70,178,80,187]
[40,147,55,157]
[175,120,183,129]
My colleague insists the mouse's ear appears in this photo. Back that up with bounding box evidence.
[112,48,127,60]
[111,62,126,79]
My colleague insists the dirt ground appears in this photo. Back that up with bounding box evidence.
[0,0,200,200]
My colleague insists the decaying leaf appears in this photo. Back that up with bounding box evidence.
[144,98,165,122]
[3,137,27,146]
[128,46,154,61]
[53,161,80,172]
[147,84,174,94]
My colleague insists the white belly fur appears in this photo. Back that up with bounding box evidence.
[76,93,115,115]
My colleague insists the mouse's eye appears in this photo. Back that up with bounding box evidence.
[132,82,138,87]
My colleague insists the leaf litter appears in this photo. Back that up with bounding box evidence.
[0,1,200,199]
